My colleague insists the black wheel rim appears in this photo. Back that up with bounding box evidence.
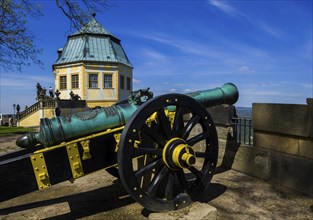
[118,94,218,212]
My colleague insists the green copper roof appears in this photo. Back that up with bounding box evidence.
[53,18,132,68]
[70,18,117,39]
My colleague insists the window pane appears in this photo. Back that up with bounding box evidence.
[89,74,98,88]
[127,77,131,90]
[72,74,79,89]
[60,76,67,90]
[120,75,124,89]
[104,74,112,88]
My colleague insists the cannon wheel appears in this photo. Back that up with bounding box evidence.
[117,94,218,212]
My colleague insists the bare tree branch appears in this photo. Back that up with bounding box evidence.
[0,0,42,71]
[56,0,111,32]
[0,0,110,72]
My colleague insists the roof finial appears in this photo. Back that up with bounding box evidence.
[91,12,96,17]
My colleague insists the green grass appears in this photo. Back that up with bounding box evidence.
[0,126,35,137]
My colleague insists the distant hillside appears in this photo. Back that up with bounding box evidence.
[236,107,252,118]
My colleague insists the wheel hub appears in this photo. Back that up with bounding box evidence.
[163,138,196,169]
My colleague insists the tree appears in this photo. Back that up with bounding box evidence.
[0,0,110,72]
[56,0,110,31]
[0,0,42,71]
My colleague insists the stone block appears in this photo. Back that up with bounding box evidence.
[254,132,299,156]
[149,202,217,220]
[206,105,236,126]
[231,145,270,180]
[299,139,313,159]
[253,103,309,137]
[270,152,313,196]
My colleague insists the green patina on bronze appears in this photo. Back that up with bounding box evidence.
[16,83,238,148]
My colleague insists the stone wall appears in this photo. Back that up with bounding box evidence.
[253,103,312,159]
[212,101,313,196]
[18,100,88,127]
[252,101,313,195]
[206,104,236,126]
[57,100,87,116]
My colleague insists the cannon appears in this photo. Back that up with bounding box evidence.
[0,83,239,212]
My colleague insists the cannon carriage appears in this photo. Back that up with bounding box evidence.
[0,83,238,212]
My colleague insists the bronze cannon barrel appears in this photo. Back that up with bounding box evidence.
[187,82,239,107]
[16,83,238,148]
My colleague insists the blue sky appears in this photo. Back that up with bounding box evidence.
[0,0,312,114]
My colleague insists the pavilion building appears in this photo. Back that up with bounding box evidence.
[53,16,133,108]
[18,16,133,127]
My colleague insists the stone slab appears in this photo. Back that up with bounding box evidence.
[149,202,217,220]
[299,139,313,159]
[254,131,299,156]
[253,103,309,137]
[206,105,236,126]
[231,145,271,180]
[270,151,313,196]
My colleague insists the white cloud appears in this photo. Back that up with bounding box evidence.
[136,31,269,65]
[184,89,193,92]
[0,73,53,89]
[137,32,229,61]
[133,78,141,84]
[253,81,313,89]
[0,72,54,113]
[208,0,242,17]
[141,48,168,61]
[250,90,285,96]
[1,78,33,87]
[238,65,255,74]
[258,22,282,38]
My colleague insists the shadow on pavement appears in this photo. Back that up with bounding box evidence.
[0,180,135,219]
[215,131,240,174]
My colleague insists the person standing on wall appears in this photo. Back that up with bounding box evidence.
[49,86,54,98]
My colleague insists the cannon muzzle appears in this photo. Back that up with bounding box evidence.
[16,83,239,148]
[187,82,238,107]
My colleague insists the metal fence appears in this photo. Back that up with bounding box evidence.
[232,117,253,145]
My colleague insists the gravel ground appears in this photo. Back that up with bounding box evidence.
[0,134,23,155]
[0,133,313,219]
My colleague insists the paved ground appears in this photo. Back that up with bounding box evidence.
[0,166,312,219]
[0,133,313,219]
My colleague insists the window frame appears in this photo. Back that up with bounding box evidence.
[89,73,99,89]
[59,75,67,90]
[71,74,79,89]
[103,73,113,88]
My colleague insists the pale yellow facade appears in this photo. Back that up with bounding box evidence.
[53,62,132,108]
[19,108,55,127]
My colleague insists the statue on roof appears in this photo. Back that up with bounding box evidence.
[36,82,42,100]
[55,89,61,100]
[36,82,54,101]
[70,91,81,101]
[36,83,47,101]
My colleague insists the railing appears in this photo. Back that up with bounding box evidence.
[232,117,253,145]
[43,100,55,108]
[18,100,56,120]
[18,102,41,120]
